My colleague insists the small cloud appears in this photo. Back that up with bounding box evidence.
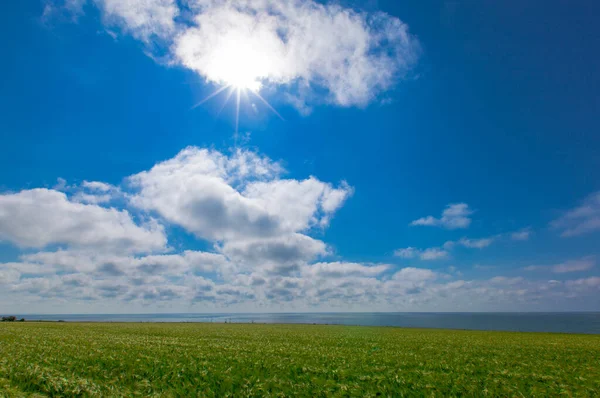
[457,237,494,249]
[42,0,86,23]
[443,236,494,250]
[394,247,418,259]
[410,203,473,229]
[551,191,600,237]
[394,247,449,261]
[511,227,532,241]
[420,248,449,260]
[53,177,67,191]
[73,181,121,204]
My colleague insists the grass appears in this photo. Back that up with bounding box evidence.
[0,322,599,397]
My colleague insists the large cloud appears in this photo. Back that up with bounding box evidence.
[1,146,598,312]
[0,188,166,253]
[174,0,420,107]
[52,0,420,109]
[128,147,352,241]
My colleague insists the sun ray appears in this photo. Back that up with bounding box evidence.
[216,85,236,116]
[249,89,285,121]
[235,87,241,135]
[190,85,231,110]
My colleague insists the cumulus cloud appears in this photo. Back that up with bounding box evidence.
[411,203,473,229]
[219,234,328,275]
[0,145,362,310]
[3,250,600,311]
[128,147,352,241]
[2,144,599,312]
[551,191,600,237]
[0,189,166,253]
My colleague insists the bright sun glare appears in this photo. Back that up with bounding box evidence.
[194,34,283,132]
[209,35,271,92]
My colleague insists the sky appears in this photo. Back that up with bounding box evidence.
[1,0,599,314]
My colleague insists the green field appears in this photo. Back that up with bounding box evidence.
[0,323,599,397]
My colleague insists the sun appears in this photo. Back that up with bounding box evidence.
[207,35,270,93]
[191,33,284,133]
[224,70,263,92]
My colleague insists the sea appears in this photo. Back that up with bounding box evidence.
[18,312,600,334]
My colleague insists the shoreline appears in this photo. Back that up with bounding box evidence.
[6,319,599,336]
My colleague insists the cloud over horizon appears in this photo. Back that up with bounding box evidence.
[1,145,598,312]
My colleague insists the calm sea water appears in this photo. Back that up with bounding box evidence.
[18,312,600,334]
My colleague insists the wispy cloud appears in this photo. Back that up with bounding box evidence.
[511,227,532,241]
[394,247,449,261]
[551,191,600,237]
[442,236,495,250]
[523,257,595,274]
[410,203,473,229]
[456,237,495,249]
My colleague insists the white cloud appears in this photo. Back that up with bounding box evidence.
[2,144,599,312]
[95,0,179,41]
[128,147,352,241]
[395,235,494,262]
[524,257,595,274]
[173,0,419,107]
[42,0,87,21]
[420,248,450,260]
[565,276,600,289]
[219,234,328,275]
[53,0,419,109]
[391,267,438,282]
[3,248,600,311]
[72,181,122,204]
[17,249,228,277]
[411,203,473,229]
[511,228,532,241]
[394,247,418,259]
[394,247,449,261]
[456,237,494,249]
[305,262,390,279]
[0,189,167,253]
[551,191,600,237]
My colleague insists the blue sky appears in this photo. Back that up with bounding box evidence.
[1,0,599,313]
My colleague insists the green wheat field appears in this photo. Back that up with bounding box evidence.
[1,322,599,397]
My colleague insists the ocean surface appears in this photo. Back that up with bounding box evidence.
[18,312,600,334]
